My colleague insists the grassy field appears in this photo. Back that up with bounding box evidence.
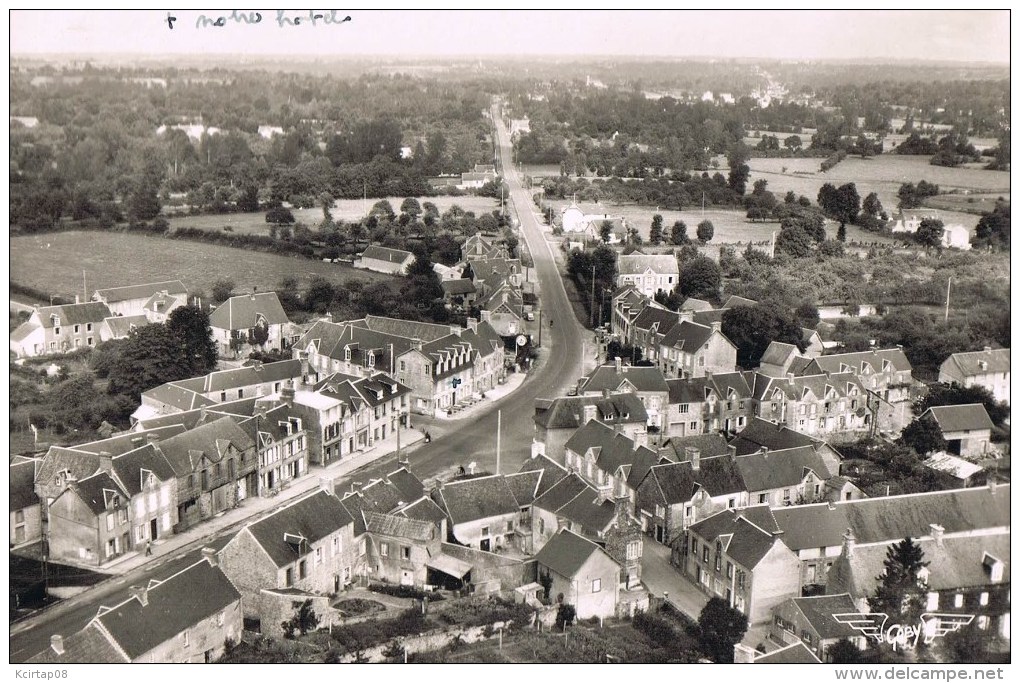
[166,195,501,236]
[747,154,1008,235]
[10,231,399,302]
[922,192,1009,216]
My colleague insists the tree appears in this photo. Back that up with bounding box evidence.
[972,201,1010,250]
[211,279,236,304]
[166,306,218,376]
[942,623,987,664]
[898,414,947,455]
[265,206,295,225]
[696,220,714,243]
[836,223,847,242]
[818,182,861,230]
[868,537,929,627]
[827,638,864,664]
[281,599,320,639]
[795,301,821,328]
[370,199,395,221]
[249,321,270,348]
[679,255,721,301]
[555,603,576,632]
[775,224,815,258]
[400,197,422,218]
[599,220,613,244]
[722,303,806,369]
[670,220,689,246]
[862,192,884,218]
[727,144,751,196]
[649,214,664,245]
[784,135,802,150]
[897,180,939,209]
[916,218,944,250]
[127,179,161,222]
[106,325,197,397]
[696,597,748,663]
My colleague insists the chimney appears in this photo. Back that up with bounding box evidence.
[50,635,65,656]
[145,432,160,444]
[597,485,613,504]
[827,500,837,511]
[615,356,622,374]
[686,447,701,471]
[978,360,988,371]
[728,444,737,462]
[983,346,992,353]
[298,351,310,381]
[679,310,694,323]
[129,584,149,607]
[601,388,611,399]
[633,430,648,449]
[281,379,295,407]
[324,312,333,324]
[467,461,477,475]
[760,446,769,459]
[201,547,218,567]
[412,337,423,352]
[710,321,721,332]
[582,403,597,424]
[531,439,546,459]
[479,310,492,323]
[988,477,997,495]
[319,476,334,495]
[98,451,113,473]
[787,372,795,383]
[930,523,945,547]
[842,528,856,558]
[705,370,713,381]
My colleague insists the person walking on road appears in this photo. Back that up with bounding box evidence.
[145,540,153,556]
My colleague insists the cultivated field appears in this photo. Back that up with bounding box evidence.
[747,154,1008,234]
[10,232,399,301]
[166,195,502,236]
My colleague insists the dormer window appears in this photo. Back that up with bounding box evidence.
[368,351,375,368]
[344,347,352,362]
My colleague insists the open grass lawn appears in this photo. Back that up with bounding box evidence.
[748,154,1008,235]
[10,231,400,301]
[166,195,501,236]
[923,192,1009,216]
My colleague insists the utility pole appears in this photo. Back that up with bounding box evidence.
[82,270,87,302]
[944,276,951,322]
[590,264,596,328]
[495,410,501,475]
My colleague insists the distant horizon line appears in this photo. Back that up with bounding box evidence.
[9,52,1010,67]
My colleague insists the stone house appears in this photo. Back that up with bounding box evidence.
[615,254,680,298]
[769,594,865,661]
[562,420,660,512]
[10,457,42,547]
[353,245,416,275]
[939,347,1010,406]
[10,302,112,358]
[532,393,648,463]
[433,475,521,552]
[535,528,622,620]
[91,280,188,318]
[576,360,669,432]
[921,403,995,458]
[209,292,291,356]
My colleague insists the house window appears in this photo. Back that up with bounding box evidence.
[332,536,340,556]
[220,392,227,401]
[684,506,693,518]
[359,538,367,556]
[298,560,307,579]
[538,518,545,535]
[87,337,94,346]
[690,422,697,431]
[284,566,294,586]
[655,505,665,518]
[783,489,791,503]
[238,389,244,398]
[73,324,80,333]
[401,546,411,560]
[626,540,641,560]
[737,571,745,590]
[106,514,115,532]
[506,520,514,533]
[592,578,602,593]
[691,538,698,554]
[728,498,736,508]
[424,365,431,376]
[86,323,92,332]
[380,542,389,557]
[954,593,964,608]
[679,404,689,414]
[481,526,490,537]
[926,592,939,610]
[315,547,323,565]
[980,592,989,606]
[399,360,406,372]
[977,616,989,630]
[182,630,189,646]
[55,327,61,336]
[758,493,767,504]
[702,546,710,562]
[118,508,128,524]
[714,543,722,571]
[726,562,733,578]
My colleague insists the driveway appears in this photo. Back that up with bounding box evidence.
[640,538,708,621]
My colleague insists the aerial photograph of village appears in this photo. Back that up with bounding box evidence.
[7,9,1011,670]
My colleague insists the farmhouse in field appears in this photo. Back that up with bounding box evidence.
[209,292,291,356]
[92,280,188,318]
[353,245,416,276]
[10,301,112,358]
[939,347,1010,405]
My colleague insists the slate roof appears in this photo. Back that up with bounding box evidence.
[564,420,660,490]
[503,470,544,507]
[659,320,718,352]
[829,533,1011,598]
[437,475,519,525]
[735,446,832,492]
[666,377,711,405]
[760,341,802,368]
[580,364,669,394]
[387,467,425,503]
[630,306,681,335]
[110,444,178,497]
[245,490,355,567]
[689,507,782,569]
[534,528,615,579]
[442,279,477,296]
[102,315,150,338]
[141,382,218,412]
[806,347,912,376]
[364,511,435,541]
[208,292,289,331]
[94,558,240,660]
[533,393,648,430]
[941,348,1010,377]
[10,459,40,511]
[788,594,861,640]
[617,254,679,276]
[198,360,301,393]
[36,302,112,328]
[517,454,569,498]
[692,308,726,327]
[645,456,744,505]
[660,433,731,461]
[398,496,449,526]
[27,624,129,664]
[533,473,591,513]
[360,245,414,264]
[723,295,758,309]
[361,315,455,342]
[70,471,128,515]
[555,487,617,535]
[94,280,187,304]
[73,426,190,456]
[142,291,183,315]
[768,484,1011,550]
[729,417,827,456]
[155,417,254,477]
[755,642,822,664]
[680,297,714,312]
[924,404,995,433]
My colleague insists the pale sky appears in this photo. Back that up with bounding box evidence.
[7,9,1012,62]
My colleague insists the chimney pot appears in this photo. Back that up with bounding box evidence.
[843,528,856,558]
[319,476,334,495]
[984,346,992,353]
[686,447,701,471]
[827,501,836,510]
[98,451,113,473]
[988,477,997,495]
[201,547,218,567]
[615,356,622,373]
[930,523,945,547]
[728,444,737,462]
[50,634,64,656]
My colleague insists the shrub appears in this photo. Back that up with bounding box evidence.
[368,583,445,601]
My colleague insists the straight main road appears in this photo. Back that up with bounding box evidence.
[9,100,587,662]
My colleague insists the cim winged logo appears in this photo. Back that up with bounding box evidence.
[832,613,975,650]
